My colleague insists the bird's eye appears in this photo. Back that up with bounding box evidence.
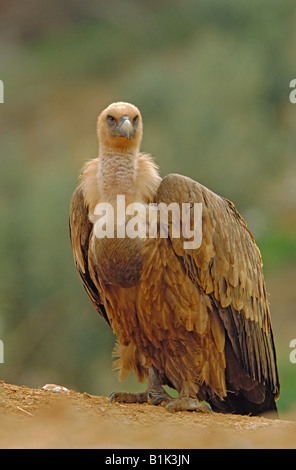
[133,115,139,125]
[107,115,116,125]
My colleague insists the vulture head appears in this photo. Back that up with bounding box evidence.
[97,102,143,153]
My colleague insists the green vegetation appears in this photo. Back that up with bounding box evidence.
[0,1,295,414]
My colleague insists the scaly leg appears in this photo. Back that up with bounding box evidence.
[109,368,171,405]
[109,369,212,413]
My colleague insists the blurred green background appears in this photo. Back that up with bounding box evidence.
[0,0,296,416]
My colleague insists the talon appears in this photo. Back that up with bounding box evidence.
[109,391,119,403]
[151,395,170,406]
[147,388,171,406]
[202,403,213,414]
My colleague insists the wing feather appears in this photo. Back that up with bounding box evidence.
[155,173,279,397]
[69,186,110,325]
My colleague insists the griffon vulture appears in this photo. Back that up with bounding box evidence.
[69,102,279,416]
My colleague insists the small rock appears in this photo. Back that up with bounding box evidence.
[42,384,70,393]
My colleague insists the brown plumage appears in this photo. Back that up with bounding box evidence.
[69,101,279,416]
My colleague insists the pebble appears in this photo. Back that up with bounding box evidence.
[42,384,70,393]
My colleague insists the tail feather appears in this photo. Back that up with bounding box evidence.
[207,338,278,417]
[208,387,278,417]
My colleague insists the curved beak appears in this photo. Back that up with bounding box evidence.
[119,116,134,141]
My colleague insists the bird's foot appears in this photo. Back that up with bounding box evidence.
[163,396,212,413]
[109,387,171,406]
[109,390,211,413]
[109,391,148,404]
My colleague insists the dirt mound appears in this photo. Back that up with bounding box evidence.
[0,381,295,449]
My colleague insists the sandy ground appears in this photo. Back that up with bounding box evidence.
[0,381,295,449]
